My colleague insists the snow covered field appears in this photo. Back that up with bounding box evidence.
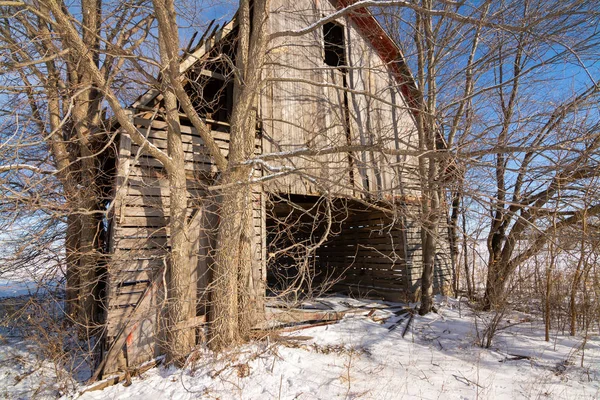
[1,295,599,399]
[0,280,40,299]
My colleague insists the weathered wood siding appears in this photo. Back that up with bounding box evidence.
[262,0,421,198]
[104,116,265,372]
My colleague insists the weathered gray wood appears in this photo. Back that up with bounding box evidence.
[102,274,162,375]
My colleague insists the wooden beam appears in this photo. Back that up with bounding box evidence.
[199,69,226,81]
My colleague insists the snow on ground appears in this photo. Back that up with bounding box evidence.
[0,289,84,400]
[73,296,599,400]
[0,336,71,400]
[1,295,599,399]
[0,281,39,299]
[0,279,62,300]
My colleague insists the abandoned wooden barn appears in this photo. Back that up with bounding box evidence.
[92,0,452,374]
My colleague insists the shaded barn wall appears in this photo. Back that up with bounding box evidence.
[103,115,265,373]
[314,206,413,301]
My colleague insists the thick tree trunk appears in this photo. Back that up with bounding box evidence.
[210,178,245,349]
[77,184,101,328]
[483,248,517,311]
[237,187,261,334]
[69,104,102,329]
[209,80,258,349]
[162,51,195,364]
[166,155,195,362]
[150,0,197,362]
[482,231,508,309]
[209,0,269,349]
[483,261,505,310]
[65,0,104,330]
[210,166,259,349]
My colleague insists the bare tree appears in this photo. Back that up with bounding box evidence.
[2,0,598,376]
[379,0,599,313]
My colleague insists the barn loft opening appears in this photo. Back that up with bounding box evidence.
[266,194,410,301]
[323,22,346,68]
[185,28,237,123]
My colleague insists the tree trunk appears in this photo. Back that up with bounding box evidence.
[209,0,269,350]
[461,201,472,298]
[210,178,244,349]
[449,190,461,295]
[165,96,195,363]
[419,222,437,314]
[419,167,440,314]
[238,187,262,334]
[65,0,104,330]
[570,240,585,336]
[77,183,101,329]
[544,246,556,342]
[483,230,511,309]
[483,257,507,310]
[154,1,196,360]
[69,106,102,330]
[414,1,441,316]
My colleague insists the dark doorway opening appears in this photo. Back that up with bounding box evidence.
[266,194,409,302]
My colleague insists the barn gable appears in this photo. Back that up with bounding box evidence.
[263,0,421,197]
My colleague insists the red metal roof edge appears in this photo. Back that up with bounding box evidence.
[335,0,422,118]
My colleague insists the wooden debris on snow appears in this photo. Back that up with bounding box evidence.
[80,356,164,394]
